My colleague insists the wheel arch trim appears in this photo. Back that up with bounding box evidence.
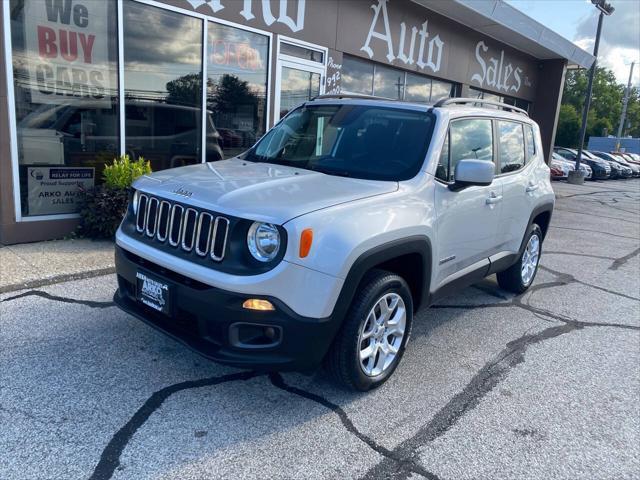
[330,236,432,323]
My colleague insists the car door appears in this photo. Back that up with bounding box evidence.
[433,117,502,290]
[492,120,537,254]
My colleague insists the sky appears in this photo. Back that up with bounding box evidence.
[505,0,640,87]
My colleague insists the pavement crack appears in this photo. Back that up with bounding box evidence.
[89,371,261,480]
[269,373,442,480]
[538,265,640,301]
[1,290,114,309]
[544,251,617,261]
[609,247,640,271]
[549,225,637,240]
[360,322,581,480]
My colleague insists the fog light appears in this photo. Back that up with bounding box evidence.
[264,327,276,339]
[242,299,275,311]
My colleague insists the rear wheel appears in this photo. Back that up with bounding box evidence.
[497,224,542,294]
[325,270,413,391]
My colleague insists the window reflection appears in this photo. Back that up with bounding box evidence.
[405,73,430,102]
[207,22,269,159]
[341,56,374,95]
[498,121,525,173]
[374,64,404,99]
[449,119,493,181]
[10,0,119,216]
[123,2,204,170]
[341,55,454,103]
[278,67,321,119]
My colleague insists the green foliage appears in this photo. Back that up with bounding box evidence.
[557,66,638,147]
[103,155,151,189]
[555,104,581,148]
[77,155,151,239]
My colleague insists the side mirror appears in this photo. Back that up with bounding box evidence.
[450,159,494,191]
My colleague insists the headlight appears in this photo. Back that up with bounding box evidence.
[247,222,281,262]
[132,190,140,215]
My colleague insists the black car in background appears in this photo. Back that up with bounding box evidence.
[590,151,635,178]
[554,147,610,179]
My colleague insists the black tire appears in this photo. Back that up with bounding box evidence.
[325,269,413,391]
[497,223,543,294]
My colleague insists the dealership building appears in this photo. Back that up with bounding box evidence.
[0,0,593,244]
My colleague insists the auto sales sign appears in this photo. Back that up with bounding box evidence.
[24,0,113,105]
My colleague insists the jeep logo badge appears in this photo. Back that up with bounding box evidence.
[172,187,193,198]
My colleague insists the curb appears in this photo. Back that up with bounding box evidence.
[0,267,116,295]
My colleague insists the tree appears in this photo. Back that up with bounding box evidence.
[166,73,202,106]
[556,66,638,147]
[555,104,580,147]
[208,74,258,113]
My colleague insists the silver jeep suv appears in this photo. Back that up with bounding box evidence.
[114,96,554,391]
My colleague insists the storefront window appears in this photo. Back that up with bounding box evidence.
[431,80,454,101]
[374,64,404,100]
[405,73,430,102]
[123,2,203,170]
[206,22,269,159]
[341,56,374,95]
[470,87,530,112]
[10,0,119,216]
[342,55,454,103]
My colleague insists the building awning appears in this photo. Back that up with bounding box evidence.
[414,0,595,68]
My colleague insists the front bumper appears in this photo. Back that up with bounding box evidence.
[114,245,342,371]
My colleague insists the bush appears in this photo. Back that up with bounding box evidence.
[77,155,152,239]
[76,186,130,239]
[103,155,151,189]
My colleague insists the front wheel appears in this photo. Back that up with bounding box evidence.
[497,224,543,294]
[325,270,413,391]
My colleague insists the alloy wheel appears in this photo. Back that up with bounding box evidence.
[358,293,406,377]
[521,233,540,286]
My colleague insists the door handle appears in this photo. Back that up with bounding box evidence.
[526,183,539,192]
[486,193,503,205]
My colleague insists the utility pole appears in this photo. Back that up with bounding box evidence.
[615,62,635,151]
[570,0,615,184]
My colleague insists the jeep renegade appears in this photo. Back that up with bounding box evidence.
[114,96,554,391]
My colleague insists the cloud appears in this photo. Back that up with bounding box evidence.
[574,0,640,87]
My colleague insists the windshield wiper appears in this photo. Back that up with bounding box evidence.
[310,165,351,177]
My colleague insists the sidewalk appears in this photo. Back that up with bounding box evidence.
[0,239,115,293]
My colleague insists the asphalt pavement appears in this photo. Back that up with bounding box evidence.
[1,180,639,480]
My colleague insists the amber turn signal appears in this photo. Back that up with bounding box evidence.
[299,228,313,258]
[242,299,275,311]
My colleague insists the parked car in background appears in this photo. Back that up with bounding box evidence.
[554,147,609,180]
[550,153,591,179]
[19,101,225,172]
[624,152,640,164]
[590,151,634,178]
[550,155,570,180]
[611,152,640,174]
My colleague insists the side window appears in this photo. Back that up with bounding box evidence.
[449,118,493,181]
[525,124,536,161]
[436,132,449,181]
[498,121,525,173]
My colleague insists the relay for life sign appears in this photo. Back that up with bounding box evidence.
[27,167,94,215]
[24,0,112,105]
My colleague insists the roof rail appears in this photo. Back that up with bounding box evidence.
[311,93,394,101]
[434,97,529,116]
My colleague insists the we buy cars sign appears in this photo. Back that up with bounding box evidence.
[24,0,112,105]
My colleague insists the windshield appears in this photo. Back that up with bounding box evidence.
[244,104,435,181]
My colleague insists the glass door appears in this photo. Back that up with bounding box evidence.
[275,40,326,122]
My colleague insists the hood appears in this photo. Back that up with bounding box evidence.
[133,158,398,224]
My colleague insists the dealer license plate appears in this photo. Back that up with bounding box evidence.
[136,270,172,315]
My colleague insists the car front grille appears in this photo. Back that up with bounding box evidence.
[135,193,229,261]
